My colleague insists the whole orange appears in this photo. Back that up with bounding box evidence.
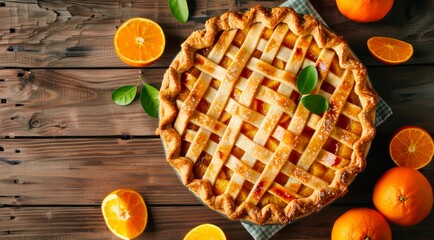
[373,167,433,226]
[336,0,394,23]
[331,208,392,240]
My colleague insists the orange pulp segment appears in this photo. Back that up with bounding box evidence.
[367,37,413,65]
[389,126,434,169]
[114,18,166,67]
[101,189,148,240]
[183,223,226,240]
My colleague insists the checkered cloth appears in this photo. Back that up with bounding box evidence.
[242,1,393,239]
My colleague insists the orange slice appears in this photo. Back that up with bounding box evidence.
[102,189,148,240]
[389,126,434,169]
[114,18,166,67]
[367,37,413,65]
[183,224,226,240]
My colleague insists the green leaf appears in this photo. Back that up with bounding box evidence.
[301,94,329,115]
[141,83,159,118]
[168,0,189,23]
[297,65,318,95]
[112,85,137,106]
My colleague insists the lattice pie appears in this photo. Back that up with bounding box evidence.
[157,6,377,224]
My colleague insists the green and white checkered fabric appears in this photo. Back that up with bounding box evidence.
[281,0,326,24]
[374,98,393,126]
[242,1,392,239]
[242,222,286,240]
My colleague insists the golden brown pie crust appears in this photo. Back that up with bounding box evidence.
[157,5,377,224]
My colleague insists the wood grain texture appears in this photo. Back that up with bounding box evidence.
[0,137,433,206]
[1,67,433,137]
[0,69,162,137]
[368,66,434,134]
[0,138,196,205]
[0,205,433,240]
[0,0,432,68]
[0,0,280,68]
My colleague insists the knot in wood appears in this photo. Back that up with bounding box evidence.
[14,179,24,184]
[29,118,40,128]
[17,70,33,81]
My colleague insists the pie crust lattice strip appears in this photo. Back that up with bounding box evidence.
[157,6,378,225]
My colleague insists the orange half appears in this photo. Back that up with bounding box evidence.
[367,37,413,65]
[102,189,148,240]
[389,126,434,169]
[183,224,226,240]
[114,18,166,67]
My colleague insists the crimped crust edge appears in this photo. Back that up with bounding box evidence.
[157,5,378,225]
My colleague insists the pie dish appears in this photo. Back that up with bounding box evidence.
[157,5,377,225]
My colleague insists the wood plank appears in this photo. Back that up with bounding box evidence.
[0,137,433,206]
[368,65,434,134]
[0,69,162,137]
[0,138,196,205]
[0,0,432,68]
[0,0,280,68]
[1,66,433,137]
[0,205,433,239]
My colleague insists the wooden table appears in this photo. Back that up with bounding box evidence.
[0,0,433,239]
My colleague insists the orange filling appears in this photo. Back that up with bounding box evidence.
[179,26,363,206]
